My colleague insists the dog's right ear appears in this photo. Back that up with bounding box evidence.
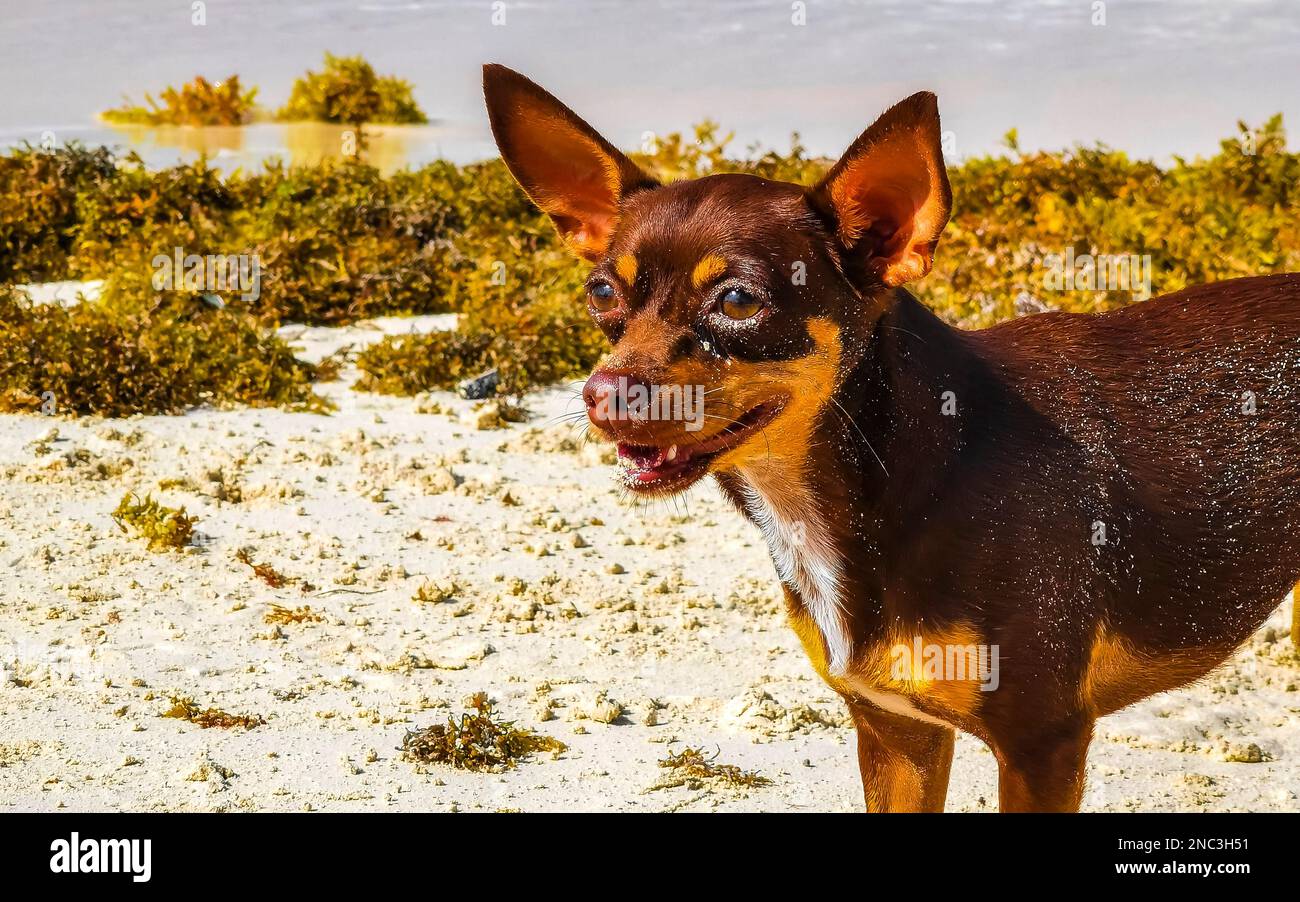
[483,64,657,261]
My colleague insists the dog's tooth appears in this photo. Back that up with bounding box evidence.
[666,444,678,462]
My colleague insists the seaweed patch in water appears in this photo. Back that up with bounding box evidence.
[278,53,426,125]
[651,746,772,791]
[163,694,264,730]
[101,74,258,126]
[112,493,196,551]
[401,693,566,772]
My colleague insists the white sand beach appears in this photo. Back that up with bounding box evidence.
[1,311,1297,812]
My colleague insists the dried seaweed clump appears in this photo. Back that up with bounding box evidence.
[401,693,566,772]
[163,694,264,729]
[112,493,196,551]
[264,603,323,625]
[651,747,772,791]
[236,548,291,588]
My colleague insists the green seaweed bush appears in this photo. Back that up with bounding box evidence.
[71,157,239,278]
[0,143,119,282]
[230,157,457,322]
[354,243,602,397]
[2,149,460,325]
[353,157,604,397]
[0,287,325,416]
[278,53,427,125]
[925,117,1300,325]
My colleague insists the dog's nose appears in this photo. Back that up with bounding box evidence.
[584,370,650,431]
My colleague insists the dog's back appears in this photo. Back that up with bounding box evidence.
[952,272,1300,710]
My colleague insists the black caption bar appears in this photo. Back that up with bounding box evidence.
[0,811,1288,888]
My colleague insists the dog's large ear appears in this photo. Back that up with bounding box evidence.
[808,92,951,286]
[483,64,657,261]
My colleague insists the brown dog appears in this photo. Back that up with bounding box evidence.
[483,63,1300,811]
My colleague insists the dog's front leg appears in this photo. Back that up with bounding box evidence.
[847,700,955,812]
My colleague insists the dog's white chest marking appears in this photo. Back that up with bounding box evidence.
[739,475,852,675]
[850,683,951,726]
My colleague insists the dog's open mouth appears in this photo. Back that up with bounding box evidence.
[615,400,784,493]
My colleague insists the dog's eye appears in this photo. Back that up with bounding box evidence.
[588,280,618,313]
[718,287,763,320]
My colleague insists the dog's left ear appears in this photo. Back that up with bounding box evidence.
[483,64,657,261]
[808,91,951,286]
